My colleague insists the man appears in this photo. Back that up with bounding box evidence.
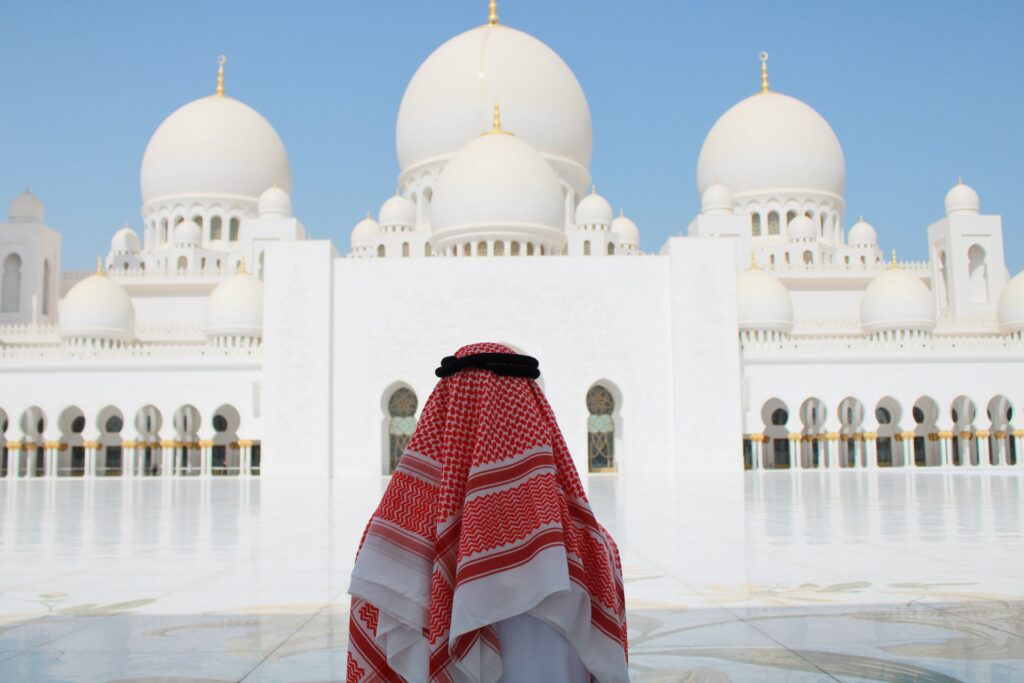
[346,343,628,682]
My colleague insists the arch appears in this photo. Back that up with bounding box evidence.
[751,213,762,237]
[211,404,241,475]
[2,253,23,313]
[402,242,410,257]
[511,241,521,256]
[967,244,988,303]
[937,251,949,310]
[874,396,903,467]
[987,395,1016,466]
[229,217,240,241]
[176,256,188,271]
[477,241,487,257]
[798,397,827,468]
[802,250,813,265]
[608,243,615,255]
[18,406,46,477]
[161,218,169,242]
[586,383,620,473]
[134,404,163,476]
[59,406,87,477]
[42,259,51,316]
[173,405,201,476]
[786,210,797,227]
[377,244,386,258]
[95,405,125,477]
[837,396,865,467]
[384,385,418,474]
[210,216,223,240]
[911,396,941,466]
[0,407,6,477]
[494,241,505,256]
[767,211,780,236]
[583,240,591,256]
[425,243,432,257]
[462,243,471,257]
[950,395,978,466]
[527,243,535,256]
[759,398,791,469]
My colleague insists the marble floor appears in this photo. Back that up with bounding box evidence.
[1,469,1022,682]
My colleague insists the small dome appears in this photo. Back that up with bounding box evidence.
[60,272,135,341]
[860,266,937,333]
[379,193,416,229]
[205,269,264,337]
[575,188,613,227]
[611,210,639,246]
[997,271,1024,334]
[111,225,141,254]
[430,127,565,250]
[737,266,794,332]
[945,180,980,216]
[848,218,877,246]
[258,185,292,218]
[788,214,816,241]
[700,183,734,215]
[174,220,202,246]
[351,214,380,247]
[8,190,44,223]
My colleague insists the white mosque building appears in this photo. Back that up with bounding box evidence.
[1,5,1022,481]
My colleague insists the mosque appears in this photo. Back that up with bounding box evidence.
[1,3,1022,481]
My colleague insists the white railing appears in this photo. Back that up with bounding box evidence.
[741,330,1024,354]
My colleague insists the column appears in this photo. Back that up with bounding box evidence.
[122,440,135,478]
[199,439,213,477]
[239,439,252,477]
[83,440,100,479]
[787,433,800,470]
[44,441,61,478]
[992,431,1006,466]
[1014,430,1024,467]
[900,431,916,467]
[960,431,975,466]
[827,433,840,468]
[976,430,992,467]
[160,440,175,477]
[937,431,952,467]
[863,433,878,470]
[24,443,38,479]
[6,442,22,479]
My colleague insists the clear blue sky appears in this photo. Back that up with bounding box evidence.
[1,1,1022,272]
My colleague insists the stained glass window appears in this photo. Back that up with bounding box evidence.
[587,385,615,472]
[387,387,418,473]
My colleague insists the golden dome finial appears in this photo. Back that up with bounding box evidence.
[957,176,963,185]
[749,252,760,270]
[485,102,511,135]
[889,249,898,269]
[759,52,770,93]
[96,256,104,276]
[488,0,498,25]
[238,256,247,274]
[216,55,227,96]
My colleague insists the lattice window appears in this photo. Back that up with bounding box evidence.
[387,388,418,473]
[586,385,615,472]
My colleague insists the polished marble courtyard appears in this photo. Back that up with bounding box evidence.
[1,470,1022,682]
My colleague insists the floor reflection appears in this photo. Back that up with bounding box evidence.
[0,470,1022,681]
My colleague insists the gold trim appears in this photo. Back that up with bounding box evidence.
[938,431,954,439]
[122,439,137,448]
[786,433,801,442]
[44,440,61,449]
[238,439,253,448]
[83,440,100,449]
[863,432,878,440]
[826,432,840,442]
[199,439,214,448]
[487,0,498,25]
[995,430,1007,439]
[1014,429,1024,439]
[959,431,974,440]
[6,442,22,451]
[160,440,177,448]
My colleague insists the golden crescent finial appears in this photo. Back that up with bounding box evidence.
[216,55,227,96]
[889,249,898,269]
[96,256,104,276]
[759,52,770,93]
[749,252,759,270]
[238,256,247,274]
[488,0,498,25]
[484,102,511,135]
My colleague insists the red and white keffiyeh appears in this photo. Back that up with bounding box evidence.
[346,343,628,683]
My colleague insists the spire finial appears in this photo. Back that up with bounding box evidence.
[488,0,498,25]
[238,256,247,274]
[591,185,596,195]
[619,208,624,218]
[484,102,511,135]
[957,176,963,185]
[96,256,104,276]
[759,52,770,93]
[749,252,760,270]
[889,249,898,269]
[216,55,227,96]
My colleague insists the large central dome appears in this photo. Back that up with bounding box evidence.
[396,23,592,194]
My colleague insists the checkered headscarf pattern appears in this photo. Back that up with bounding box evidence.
[346,343,628,683]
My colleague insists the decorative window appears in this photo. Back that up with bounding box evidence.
[586,385,615,472]
[511,242,520,256]
[494,241,505,256]
[608,243,615,255]
[751,214,762,236]
[527,243,535,256]
[377,245,385,258]
[477,241,487,256]
[402,242,409,257]
[42,260,50,315]
[768,211,780,235]
[583,240,591,256]
[387,387,418,474]
[229,218,240,241]
[2,253,22,313]
[210,216,223,240]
